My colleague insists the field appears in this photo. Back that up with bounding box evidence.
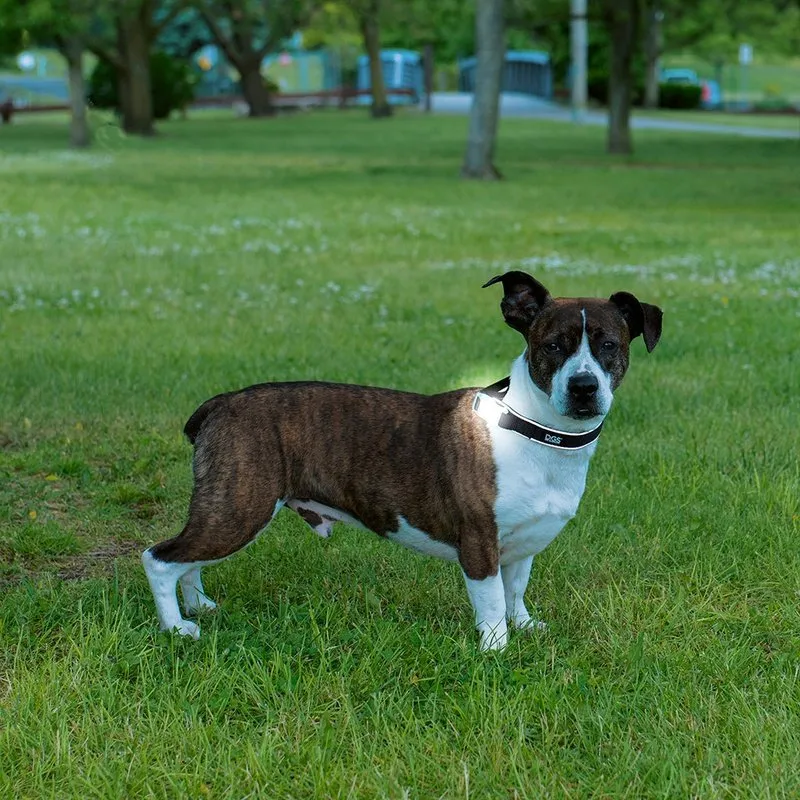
[1,111,799,798]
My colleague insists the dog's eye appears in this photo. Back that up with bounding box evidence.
[601,341,618,352]
[544,342,561,353]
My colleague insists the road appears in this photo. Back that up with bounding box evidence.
[429,92,800,140]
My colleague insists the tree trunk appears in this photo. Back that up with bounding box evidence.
[117,12,155,136]
[423,43,433,112]
[643,4,662,109]
[61,37,91,148]
[361,1,392,118]
[238,59,274,117]
[606,0,639,155]
[461,0,505,179]
[116,65,131,128]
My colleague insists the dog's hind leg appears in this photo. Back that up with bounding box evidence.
[142,549,204,639]
[179,566,217,616]
[143,473,286,638]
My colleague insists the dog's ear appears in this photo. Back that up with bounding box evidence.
[609,291,663,353]
[482,271,552,334]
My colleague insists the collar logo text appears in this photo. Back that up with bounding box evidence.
[544,434,562,444]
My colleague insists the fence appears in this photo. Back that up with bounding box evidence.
[661,56,800,108]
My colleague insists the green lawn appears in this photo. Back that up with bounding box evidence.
[1,111,799,798]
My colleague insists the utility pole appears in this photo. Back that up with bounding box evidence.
[570,0,588,122]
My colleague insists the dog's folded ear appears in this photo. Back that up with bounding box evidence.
[609,291,663,353]
[482,271,552,334]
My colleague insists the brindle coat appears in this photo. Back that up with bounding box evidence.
[148,271,662,583]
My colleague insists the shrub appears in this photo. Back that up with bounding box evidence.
[151,52,196,117]
[658,83,702,109]
[88,51,196,120]
[754,97,794,112]
[587,71,644,106]
[586,73,701,110]
[87,58,117,111]
[263,74,281,95]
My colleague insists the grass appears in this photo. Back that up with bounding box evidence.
[1,110,799,798]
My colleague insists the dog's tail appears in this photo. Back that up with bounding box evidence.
[183,395,228,444]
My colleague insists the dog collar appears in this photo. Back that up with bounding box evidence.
[473,377,603,450]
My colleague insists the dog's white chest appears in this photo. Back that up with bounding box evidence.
[489,425,593,565]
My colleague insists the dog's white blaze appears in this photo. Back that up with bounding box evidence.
[388,518,459,561]
[477,353,604,641]
[462,571,508,651]
[550,309,613,419]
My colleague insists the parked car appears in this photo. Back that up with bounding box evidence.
[661,68,722,110]
[700,79,722,110]
[661,68,700,85]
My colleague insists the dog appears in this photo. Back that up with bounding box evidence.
[142,271,662,651]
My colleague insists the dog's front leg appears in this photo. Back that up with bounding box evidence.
[501,555,545,632]
[462,570,507,652]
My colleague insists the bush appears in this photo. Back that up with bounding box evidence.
[587,72,644,106]
[87,58,117,111]
[151,52,196,117]
[587,73,701,110]
[88,51,196,120]
[658,83,702,110]
[263,74,281,95]
[754,98,795,112]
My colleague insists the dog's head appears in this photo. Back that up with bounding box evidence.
[484,271,662,421]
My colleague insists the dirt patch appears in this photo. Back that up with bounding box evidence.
[57,539,142,581]
[0,538,142,587]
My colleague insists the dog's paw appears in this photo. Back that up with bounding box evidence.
[163,619,201,640]
[184,595,217,616]
[512,615,547,633]
[478,623,508,652]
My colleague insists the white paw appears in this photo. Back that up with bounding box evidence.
[184,595,217,616]
[479,624,508,652]
[511,615,548,633]
[162,619,201,639]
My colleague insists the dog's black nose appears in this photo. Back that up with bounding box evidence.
[568,372,598,399]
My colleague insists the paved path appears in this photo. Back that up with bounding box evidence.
[429,92,800,140]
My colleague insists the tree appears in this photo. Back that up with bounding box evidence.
[337,0,391,117]
[358,0,391,116]
[381,0,473,69]
[641,2,662,108]
[87,0,185,136]
[461,0,505,179]
[0,2,25,59]
[0,0,95,147]
[303,1,362,95]
[59,29,91,147]
[603,0,639,154]
[158,5,212,59]
[197,0,312,117]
